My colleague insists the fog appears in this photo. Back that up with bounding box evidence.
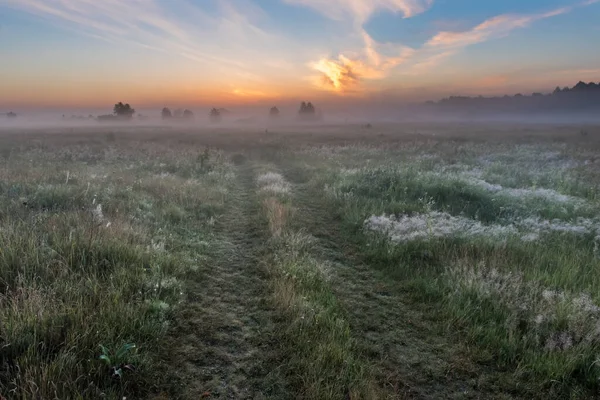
[2,110,600,133]
[3,80,600,130]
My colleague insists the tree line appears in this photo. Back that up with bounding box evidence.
[427,81,600,114]
[96,101,320,122]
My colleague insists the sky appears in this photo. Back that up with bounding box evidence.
[0,0,599,111]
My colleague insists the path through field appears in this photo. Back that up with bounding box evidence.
[158,163,287,399]
[159,156,518,399]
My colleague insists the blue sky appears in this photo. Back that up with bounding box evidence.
[0,0,599,108]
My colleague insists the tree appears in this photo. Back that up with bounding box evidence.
[161,107,172,119]
[269,106,279,118]
[7,112,16,118]
[209,108,221,123]
[183,109,194,119]
[299,101,317,119]
[113,102,135,119]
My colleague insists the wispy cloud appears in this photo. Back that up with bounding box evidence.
[426,8,571,49]
[293,0,429,92]
[306,2,589,93]
[284,0,433,22]
[0,0,297,83]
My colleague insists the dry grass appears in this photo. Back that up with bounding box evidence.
[262,197,293,237]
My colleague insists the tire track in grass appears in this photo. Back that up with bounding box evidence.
[279,162,521,400]
[255,167,381,399]
[156,162,288,399]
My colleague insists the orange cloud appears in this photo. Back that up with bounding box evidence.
[310,56,361,91]
[309,30,414,93]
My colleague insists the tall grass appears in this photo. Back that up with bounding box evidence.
[0,140,232,399]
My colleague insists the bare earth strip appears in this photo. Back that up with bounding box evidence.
[155,164,288,399]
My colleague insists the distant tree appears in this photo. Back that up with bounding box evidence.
[269,106,279,118]
[161,107,172,119]
[183,109,194,119]
[7,112,16,118]
[113,102,135,119]
[553,86,562,94]
[209,108,221,123]
[299,101,317,119]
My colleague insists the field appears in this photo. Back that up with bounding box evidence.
[1,123,600,399]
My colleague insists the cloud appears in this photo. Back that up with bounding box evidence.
[308,3,587,93]
[310,56,361,91]
[299,0,426,92]
[284,0,433,23]
[0,0,297,82]
[309,34,414,92]
[426,7,571,49]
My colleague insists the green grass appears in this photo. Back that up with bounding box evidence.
[0,138,234,399]
[256,171,378,399]
[4,124,600,399]
[306,142,600,398]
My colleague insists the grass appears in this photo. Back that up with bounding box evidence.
[256,170,378,399]
[2,122,600,399]
[310,140,600,397]
[0,135,234,399]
